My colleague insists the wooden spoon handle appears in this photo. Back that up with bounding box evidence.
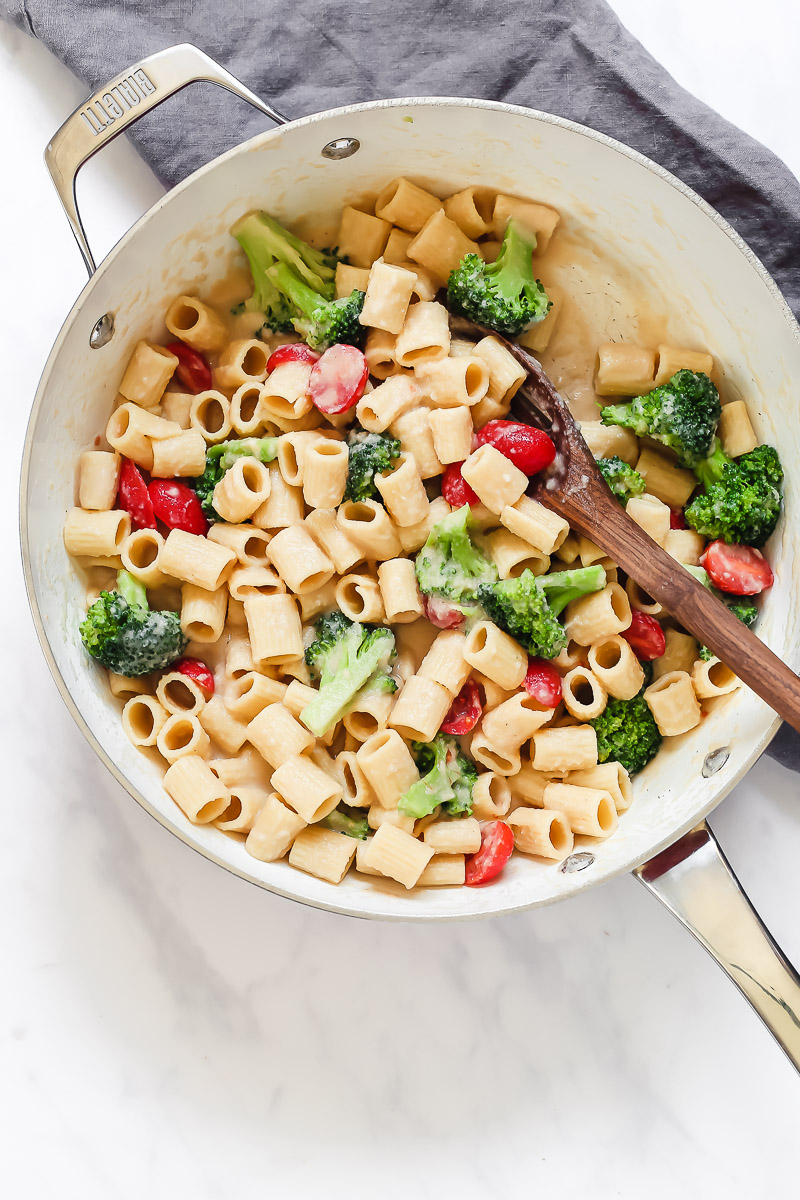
[548,495,800,734]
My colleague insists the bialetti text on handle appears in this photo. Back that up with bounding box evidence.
[79,69,156,135]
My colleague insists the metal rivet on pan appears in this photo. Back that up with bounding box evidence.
[321,137,360,160]
[702,747,730,778]
[560,852,595,874]
[89,313,115,348]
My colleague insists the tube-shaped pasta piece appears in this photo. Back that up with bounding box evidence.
[252,463,305,530]
[160,392,194,429]
[383,228,415,264]
[359,260,418,334]
[302,439,349,509]
[500,496,569,554]
[156,671,207,716]
[213,786,267,834]
[580,421,640,465]
[271,754,343,823]
[542,782,618,838]
[653,629,698,679]
[335,262,371,298]
[336,500,402,560]
[210,748,272,791]
[398,495,450,554]
[335,573,385,623]
[481,692,554,753]
[644,671,702,735]
[417,854,466,887]
[444,186,496,238]
[653,343,714,386]
[389,676,452,742]
[208,524,273,566]
[415,355,489,409]
[342,691,395,742]
[485,529,549,579]
[332,750,374,808]
[469,393,510,428]
[470,772,512,820]
[304,508,363,574]
[587,635,644,700]
[561,667,608,720]
[215,338,270,390]
[461,444,527,514]
[576,536,606,567]
[565,583,631,647]
[626,493,671,546]
[472,335,527,403]
[364,328,400,380]
[228,565,285,602]
[265,524,334,594]
[213,457,271,523]
[423,817,482,854]
[165,295,227,351]
[150,429,208,479]
[595,342,656,396]
[365,804,417,835]
[190,390,232,444]
[225,671,286,721]
[289,825,358,883]
[509,808,574,859]
[664,529,706,567]
[360,821,434,888]
[337,206,391,268]
[244,593,303,664]
[109,673,151,701]
[118,340,178,407]
[532,725,598,773]
[356,729,420,809]
[634,446,696,508]
[277,430,324,487]
[105,404,181,470]
[79,450,120,511]
[226,598,247,629]
[463,622,527,690]
[492,194,560,253]
[691,657,740,699]
[160,530,235,591]
[64,508,130,558]
[508,765,549,808]
[156,713,210,764]
[245,793,306,862]
[719,399,758,457]
[417,630,470,696]
[198,695,249,754]
[247,703,315,769]
[356,374,420,432]
[390,407,443,480]
[427,406,474,465]
[374,453,429,528]
[230,382,264,436]
[625,578,663,618]
[375,178,443,231]
[164,754,230,823]
[394,301,451,368]
[469,730,521,777]
[407,210,479,285]
[224,636,256,679]
[261,362,315,424]
[377,558,423,624]
[567,762,633,813]
[122,695,168,747]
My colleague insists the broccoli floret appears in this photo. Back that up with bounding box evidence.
[415,504,497,604]
[398,735,478,819]
[686,571,758,660]
[232,211,337,329]
[266,261,366,352]
[447,220,550,336]
[301,613,396,736]
[601,370,721,468]
[79,570,187,677]
[191,437,278,521]
[321,803,370,840]
[478,566,606,658]
[345,428,402,502]
[591,692,662,776]
[596,456,646,506]
[686,444,783,547]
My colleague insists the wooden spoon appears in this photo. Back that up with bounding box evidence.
[456,319,800,733]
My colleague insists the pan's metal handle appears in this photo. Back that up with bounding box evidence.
[635,821,800,1072]
[44,43,287,275]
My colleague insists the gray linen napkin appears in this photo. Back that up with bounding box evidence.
[4,0,799,768]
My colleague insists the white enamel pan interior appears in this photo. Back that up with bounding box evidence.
[22,54,800,925]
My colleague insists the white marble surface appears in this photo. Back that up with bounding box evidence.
[2,6,800,1196]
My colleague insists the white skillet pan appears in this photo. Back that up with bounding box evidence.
[20,44,800,1067]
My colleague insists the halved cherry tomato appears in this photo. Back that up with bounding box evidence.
[465,820,515,887]
[175,658,215,696]
[118,459,156,529]
[476,420,556,475]
[441,678,483,734]
[308,344,368,414]
[422,594,465,629]
[523,657,563,707]
[621,610,666,660]
[165,341,212,394]
[149,479,208,536]
[701,540,774,595]
[267,343,321,371]
[669,507,688,530]
[441,462,480,508]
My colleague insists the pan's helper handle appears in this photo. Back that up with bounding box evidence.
[635,822,800,1072]
[45,43,288,275]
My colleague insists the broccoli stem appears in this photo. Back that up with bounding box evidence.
[269,261,325,321]
[694,439,731,489]
[117,570,147,610]
[537,565,607,616]
[301,645,392,737]
[494,221,537,297]
[232,212,334,293]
